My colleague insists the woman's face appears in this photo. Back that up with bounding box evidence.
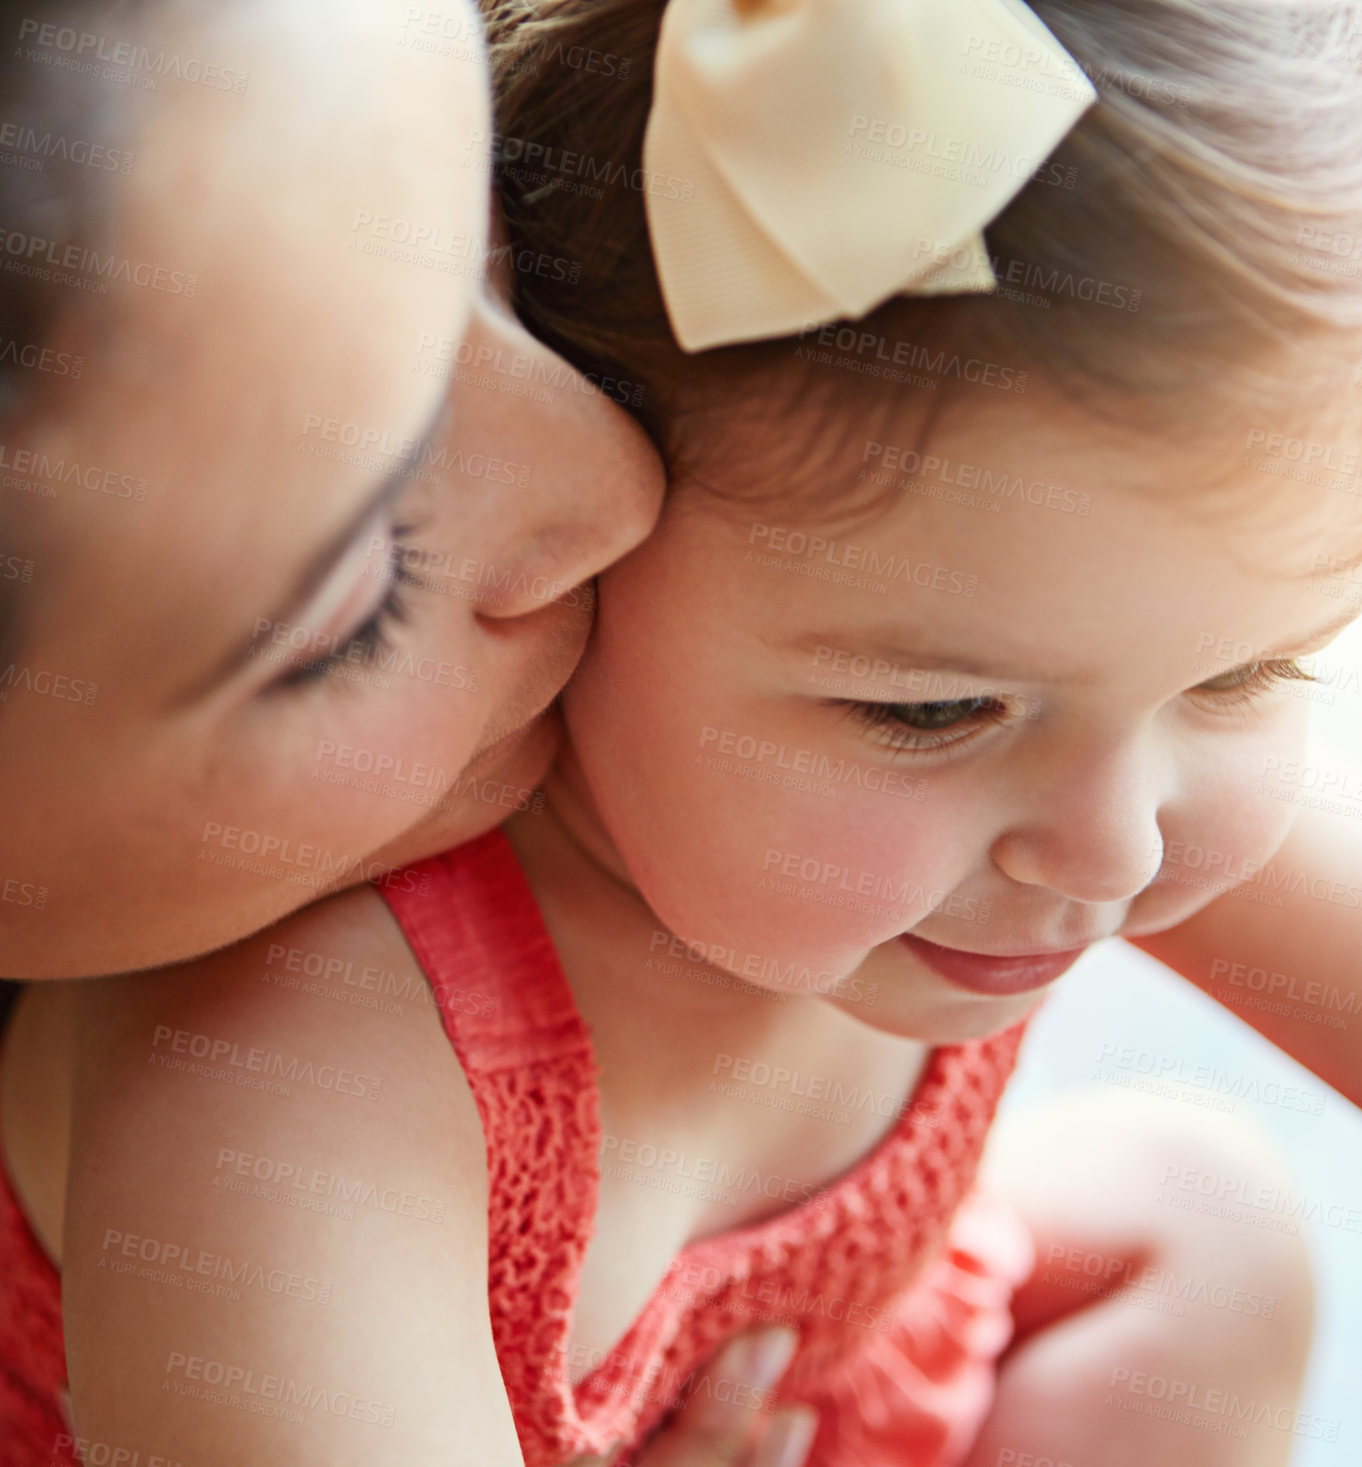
[0,0,663,977]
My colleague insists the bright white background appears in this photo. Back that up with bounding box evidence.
[1001,618,1362,1467]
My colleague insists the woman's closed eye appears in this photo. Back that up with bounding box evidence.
[269,522,423,693]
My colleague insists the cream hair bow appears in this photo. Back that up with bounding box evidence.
[643,0,1097,351]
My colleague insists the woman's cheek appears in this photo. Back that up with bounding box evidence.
[237,670,485,859]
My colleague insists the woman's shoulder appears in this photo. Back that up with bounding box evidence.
[114,879,434,1036]
[73,879,477,1138]
[59,879,523,1464]
[60,880,492,1265]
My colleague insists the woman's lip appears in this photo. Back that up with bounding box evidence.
[898,933,1090,996]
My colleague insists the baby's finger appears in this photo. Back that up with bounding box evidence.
[750,1407,819,1467]
[632,1328,812,1467]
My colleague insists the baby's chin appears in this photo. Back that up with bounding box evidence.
[369,707,562,872]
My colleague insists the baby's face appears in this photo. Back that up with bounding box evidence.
[562,379,1362,1041]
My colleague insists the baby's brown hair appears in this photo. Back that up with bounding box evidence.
[489,0,1362,461]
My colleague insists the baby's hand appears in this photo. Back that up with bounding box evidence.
[577,1329,817,1467]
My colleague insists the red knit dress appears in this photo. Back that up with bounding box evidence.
[0,829,1032,1467]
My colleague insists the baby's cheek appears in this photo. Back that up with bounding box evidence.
[1170,717,1308,881]
[1236,725,1318,861]
[698,776,956,977]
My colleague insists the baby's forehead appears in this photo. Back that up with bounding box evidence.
[661,361,1362,612]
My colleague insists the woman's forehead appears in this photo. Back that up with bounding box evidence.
[0,0,490,685]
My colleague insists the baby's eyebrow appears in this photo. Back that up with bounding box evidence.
[783,602,1362,688]
[1257,606,1361,661]
[783,628,1050,683]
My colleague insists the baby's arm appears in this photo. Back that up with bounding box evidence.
[1129,802,1362,1106]
[968,1088,1314,1467]
[61,886,525,1467]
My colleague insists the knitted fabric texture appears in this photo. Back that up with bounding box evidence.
[382,831,1030,1467]
[0,1151,67,1465]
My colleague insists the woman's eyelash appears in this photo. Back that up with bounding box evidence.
[274,524,421,692]
[840,658,1318,756]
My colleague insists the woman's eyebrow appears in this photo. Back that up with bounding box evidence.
[0,506,28,682]
[177,397,449,705]
[0,575,16,675]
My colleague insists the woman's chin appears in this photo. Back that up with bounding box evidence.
[370,709,561,872]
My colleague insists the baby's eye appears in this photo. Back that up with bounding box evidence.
[1190,657,1317,709]
[845,696,1010,753]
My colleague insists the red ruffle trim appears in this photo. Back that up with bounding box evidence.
[796,1191,1034,1467]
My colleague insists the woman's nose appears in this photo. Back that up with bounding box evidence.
[989,729,1168,905]
[462,304,664,619]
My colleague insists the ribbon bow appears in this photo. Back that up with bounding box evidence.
[643,0,1097,351]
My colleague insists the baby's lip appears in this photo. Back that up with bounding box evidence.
[914,934,1110,958]
[898,932,1097,997]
